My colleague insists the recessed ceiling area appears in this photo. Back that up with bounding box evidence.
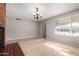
[6,3,79,21]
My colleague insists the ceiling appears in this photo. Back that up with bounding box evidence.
[6,3,79,21]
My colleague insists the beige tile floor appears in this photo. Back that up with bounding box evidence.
[18,38,79,56]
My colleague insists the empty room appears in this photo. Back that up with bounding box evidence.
[0,3,79,56]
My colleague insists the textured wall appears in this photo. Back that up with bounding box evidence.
[0,3,6,27]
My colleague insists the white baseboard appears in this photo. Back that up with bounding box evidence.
[6,37,41,44]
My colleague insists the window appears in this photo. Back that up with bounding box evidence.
[55,14,79,36]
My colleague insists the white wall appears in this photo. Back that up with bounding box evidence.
[39,21,46,38]
[46,9,79,47]
[6,17,39,41]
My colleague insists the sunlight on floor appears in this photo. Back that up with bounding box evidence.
[43,42,72,56]
[18,38,79,56]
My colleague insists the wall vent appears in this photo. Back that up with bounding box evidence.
[16,18,21,20]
